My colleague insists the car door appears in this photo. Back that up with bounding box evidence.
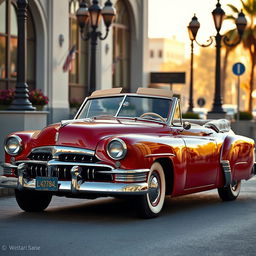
[171,102,218,189]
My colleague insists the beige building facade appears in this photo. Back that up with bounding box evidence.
[0,0,149,123]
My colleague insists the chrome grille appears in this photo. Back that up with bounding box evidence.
[24,146,113,182]
[27,164,48,178]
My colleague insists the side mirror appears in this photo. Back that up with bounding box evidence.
[183,121,191,130]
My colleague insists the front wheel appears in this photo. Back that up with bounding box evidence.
[218,181,241,201]
[135,162,166,218]
[15,189,52,212]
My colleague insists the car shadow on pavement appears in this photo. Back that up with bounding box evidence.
[5,189,255,223]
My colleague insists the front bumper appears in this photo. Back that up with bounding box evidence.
[0,163,149,195]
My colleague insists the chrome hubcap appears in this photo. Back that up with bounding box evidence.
[231,181,238,191]
[148,172,161,206]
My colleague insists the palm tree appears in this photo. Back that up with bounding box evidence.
[225,0,256,112]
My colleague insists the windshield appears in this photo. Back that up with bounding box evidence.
[77,95,172,122]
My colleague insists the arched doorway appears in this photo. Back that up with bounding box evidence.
[0,0,36,90]
[112,0,131,92]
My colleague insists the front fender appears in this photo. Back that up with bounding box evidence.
[95,134,186,172]
[5,130,41,163]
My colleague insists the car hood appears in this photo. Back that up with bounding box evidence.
[31,119,169,150]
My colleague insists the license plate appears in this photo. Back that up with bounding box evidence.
[36,177,58,191]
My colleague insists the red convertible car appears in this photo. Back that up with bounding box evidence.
[0,88,255,218]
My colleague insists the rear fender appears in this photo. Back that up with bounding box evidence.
[220,134,255,183]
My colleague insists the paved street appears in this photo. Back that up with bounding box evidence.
[0,177,256,256]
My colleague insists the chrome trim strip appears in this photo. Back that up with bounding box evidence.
[97,168,150,174]
[2,163,18,169]
[169,98,182,126]
[3,169,13,175]
[30,146,95,157]
[234,161,248,166]
[144,153,175,158]
[47,160,114,169]
[184,183,215,191]
[115,173,148,182]
[16,160,48,165]
[4,161,147,174]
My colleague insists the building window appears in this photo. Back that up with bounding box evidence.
[0,0,36,90]
[112,0,131,92]
[69,0,89,103]
[150,50,154,58]
[158,50,162,58]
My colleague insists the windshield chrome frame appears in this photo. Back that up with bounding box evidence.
[75,94,175,125]
[168,97,183,127]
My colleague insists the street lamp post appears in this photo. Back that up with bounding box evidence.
[8,0,35,111]
[187,15,200,113]
[189,0,247,116]
[76,0,116,95]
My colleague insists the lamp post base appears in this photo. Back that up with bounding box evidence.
[8,82,35,111]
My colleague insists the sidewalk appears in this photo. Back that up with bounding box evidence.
[0,167,14,197]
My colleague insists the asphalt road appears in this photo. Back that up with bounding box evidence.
[0,177,256,256]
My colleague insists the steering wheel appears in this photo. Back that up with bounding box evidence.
[140,112,166,122]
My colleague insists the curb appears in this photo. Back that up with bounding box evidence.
[0,187,15,197]
[0,167,15,197]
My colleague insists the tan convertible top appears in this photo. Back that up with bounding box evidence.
[90,87,173,98]
[136,88,173,98]
[90,87,123,97]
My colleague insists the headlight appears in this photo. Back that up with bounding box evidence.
[107,138,127,160]
[4,135,22,156]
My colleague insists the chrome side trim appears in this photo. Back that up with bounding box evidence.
[144,153,175,158]
[97,168,150,174]
[184,183,215,191]
[115,173,148,183]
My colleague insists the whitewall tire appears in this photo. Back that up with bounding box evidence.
[136,162,166,218]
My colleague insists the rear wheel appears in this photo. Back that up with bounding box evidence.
[136,162,166,218]
[218,181,241,201]
[15,189,52,212]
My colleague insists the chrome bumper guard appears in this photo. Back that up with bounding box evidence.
[0,162,149,195]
